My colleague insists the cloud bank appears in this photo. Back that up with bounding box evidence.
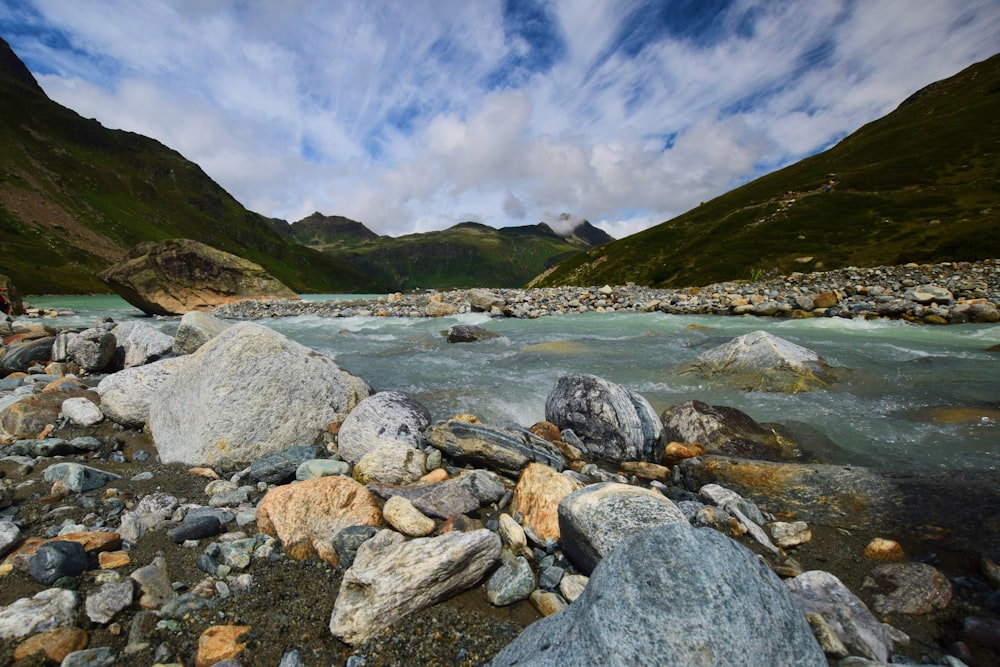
[2,0,998,238]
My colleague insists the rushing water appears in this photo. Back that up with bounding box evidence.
[24,294,1000,471]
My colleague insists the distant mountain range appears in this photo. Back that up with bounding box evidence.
[269,213,613,291]
[532,52,1000,288]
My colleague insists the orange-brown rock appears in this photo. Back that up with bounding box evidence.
[194,625,250,667]
[41,377,88,392]
[511,463,584,541]
[864,537,906,561]
[662,441,706,465]
[619,461,672,482]
[98,550,132,569]
[256,476,383,561]
[0,390,97,439]
[419,468,449,484]
[14,627,88,663]
[4,531,121,567]
[528,421,562,444]
[813,291,840,309]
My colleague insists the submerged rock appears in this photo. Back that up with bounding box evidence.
[488,523,825,667]
[677,330,835,392]
[660,400,803,461]
[544,373,662,462]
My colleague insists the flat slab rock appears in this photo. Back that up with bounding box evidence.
[425,419,567,476]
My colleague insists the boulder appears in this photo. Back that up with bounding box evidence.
[545,373,662,462]
[558,483,688,574]
[97,356,189,428]
[466,289,503,312]
[247,445,321,485]
[367,479,482,520]
[337,391,431,465]
[60,397,104,427]
[172,310,232,355]
[677,330,835,392]
[98,238,299,316]
[149,323,370,466]
[0,589,79,641]
[487,556,535,606]
[111,321,174,368]
[0,336,54,375]
[0,273,25,316]
[352,443,427,485]
[255,476,383,562]
[677,456,1000,551]
[660,400,803,461]
[425,419,567,476]
[903,284,953,305]
[329,528,501,644]
[67,328,116,373]
[1,390,98,439]
[861,562,953,615]
[444,324,501,343]
[487,523,825,667]
[511,463,584,541]
[382,496,436,537]
[43,462,121,493]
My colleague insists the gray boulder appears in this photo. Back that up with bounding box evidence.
[0,336,54,374]
[558,483,688,574]
[248,445,322,485]
[173,310,232,355]
[97,356,189,428]
[424,419,567,476]
[149,323,370,466]
[545,373,662,462]
[488,523,825,667]
[43,462,121,493]
[677,330,834,393]
[112,321,174,368]
[444,324,501,343]
[67,328,116,373]
[660,400,803,461]
[337,391,431,465]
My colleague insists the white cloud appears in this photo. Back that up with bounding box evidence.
[6,0,1000,237]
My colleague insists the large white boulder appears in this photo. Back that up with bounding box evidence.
[149,322,370,466]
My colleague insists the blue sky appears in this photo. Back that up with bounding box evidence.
[1,1,998,238]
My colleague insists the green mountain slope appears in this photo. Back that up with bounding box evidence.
[532,53,1000,289]
[0,37,385,295]
[277,215,611,291]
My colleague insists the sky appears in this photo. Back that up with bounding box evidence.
[1,1,998,239]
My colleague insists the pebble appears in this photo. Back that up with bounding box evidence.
[28,539,88,584]
[486,556,535,606]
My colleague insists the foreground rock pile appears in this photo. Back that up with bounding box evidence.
[1,303,999,665]
[213,259,1000,325]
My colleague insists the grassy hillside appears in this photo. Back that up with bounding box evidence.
[532,53,1000,288]
[0,38,385,294]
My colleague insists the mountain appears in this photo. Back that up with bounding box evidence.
[0,37,385,295]
[531,53,1000,289]
[282,215,610,291]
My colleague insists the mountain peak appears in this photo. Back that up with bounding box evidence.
[0,37,45,95]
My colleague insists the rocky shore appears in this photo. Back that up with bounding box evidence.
[212,259,1000,325]
[1,263,999,666]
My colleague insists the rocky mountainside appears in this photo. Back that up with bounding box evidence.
[0,38,385,295]
[532,52,1000,289]
[274,214,613,291]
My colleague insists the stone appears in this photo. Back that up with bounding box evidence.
[661,440,707,465]
[618,461,671,481]
[337,391,431,465]
[111,321,174,368]
[0,273,25,316]
[558,482,688,574]
[60,647,116,667]
[466,289,503,311]
[194,624,251,667]
[425,301,457,317]
[677,330,835,392]
[130,555,176,609]
[538,565,564,590]
[0,588,78,640]
[352,443,427,485]
[329,528,501,644]
[511,463,584,541]
[97,356,188,428]
[498,513,527,551]
[489,524,825,667]
[248,445,321,485]
[99,238,299,315]
[98,551,131,569]
[173,310,232,355]
[296,459,350,480]
[862,562,953,615]
[864,537,906,561]
[787,570,898,662]
[382,495,436,537]
[529,589,567,617]
[661,400,803,461]
[964,616,1000,650]
[13,627,89,663]
[29,540,88,584]
[149,322,370,466]
[903,284,953,305]
[444,324,501,343]
[43,462,121,493]
[812,291,840,309]
[256,476,383,561]
[677,456,1000,552]
[331,525,380,569]
[967,300,1000,323]
[486,556,535,606]
[0,336,54,374]
[1,390,97,439]
[61,396,104,426]
[118,491,179,542]
[769,521,812,548]
[0,521,22,557]
[168,514,223,543]
[86,579,135,624]
[425,419,567,476]
[367,478,482,520]
[67,328,117,372]
[559,573,588,602]
[545,373,662,462]
[456,468,507,504]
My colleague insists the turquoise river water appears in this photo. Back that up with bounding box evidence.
[24,294,1000,471]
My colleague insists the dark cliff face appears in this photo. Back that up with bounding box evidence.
[0,37,45,94]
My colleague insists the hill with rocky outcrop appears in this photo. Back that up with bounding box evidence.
[0,37,385,295]
[531,52,1000,288]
